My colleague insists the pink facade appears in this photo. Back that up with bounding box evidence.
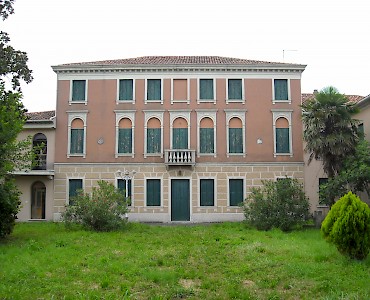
[49,56,307,222]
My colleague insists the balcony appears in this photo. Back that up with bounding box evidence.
[165,149,196,167]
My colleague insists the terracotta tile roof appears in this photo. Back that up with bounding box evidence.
[58,56,298,67]
[302,93,364,104]
[26,110,55,121]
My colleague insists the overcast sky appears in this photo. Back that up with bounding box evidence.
[3,0,369,112]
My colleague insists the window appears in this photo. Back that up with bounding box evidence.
[32,133,47,170]
[70,118,84,154]
[118,179,132,206]
[275,117,290,154]
[72,80,86,101]
[319,178,328,203]
[200,179,214,206]
[146,179,161,206]
[172,79,188,102]
[68,179,83,205]
[229,179,244,206]
[274,79,288,101]
[118,118,132,154]
[199,79,214,100]
[172,117,188,149]
[228,117,243,154]
[228,79,242,100]
[147,79,161,101]
[147,118,161,154]
[119,79,133,101]
[199,117,214,154]
[358,123,364,139]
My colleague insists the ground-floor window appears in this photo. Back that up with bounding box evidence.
[200,179,214,206]
[146,179,161,206]
[229,179,244,206]
[68,179,83,205]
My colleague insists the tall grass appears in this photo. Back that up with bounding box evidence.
[0,222,369,299]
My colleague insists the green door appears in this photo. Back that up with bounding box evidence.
[171,179,190,221]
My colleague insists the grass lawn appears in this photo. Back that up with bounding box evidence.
[0,222,369,300]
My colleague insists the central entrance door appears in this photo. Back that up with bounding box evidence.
[171,179,190,221]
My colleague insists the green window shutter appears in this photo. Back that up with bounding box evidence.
[200,79,214,99]
[147,128,161,153]
[119,79,133,100]
[229,128,243,153]
[172,128,188,149]
[70,129,84,154]
[69,179,83,205]
[200,179,214,206]
[200,128,214,153]
[118,128,132,154]
[274,79,288,100]
[147,79,161,100]
[229,179,243,206]
[276,128,290,153]
[72,80,86,101]
[147,179,161,206]
[228,79,242,100]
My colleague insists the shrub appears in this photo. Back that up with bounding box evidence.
[321,192,370,260]
[62,180,129,232]
[0,179,21,239]
[243,178,311,231]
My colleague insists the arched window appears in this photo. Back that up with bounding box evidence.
[32,133,47,170]
[199,117,214,154]
[70,118,84,154]
[31,181,45,219]
[118,118,132,154]
[228,117,243,154]
[275,117,290,154]
[147,117,161,154]
[172,117,188,149]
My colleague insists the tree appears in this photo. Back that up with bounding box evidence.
[301,86,360,205]
[320,139,370,204]
[0,0,33,238]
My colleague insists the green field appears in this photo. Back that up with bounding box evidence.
[0,222,369,299]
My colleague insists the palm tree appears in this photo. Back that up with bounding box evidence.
[302,87,360,204]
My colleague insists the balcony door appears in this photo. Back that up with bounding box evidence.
[172,117,188,149]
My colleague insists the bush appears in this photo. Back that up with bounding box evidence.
[62,180,129,232]
[0,179,21,239]
[321,192,370,260]
[243,178,311,231]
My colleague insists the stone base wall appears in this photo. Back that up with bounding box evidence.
[54,162,304,222]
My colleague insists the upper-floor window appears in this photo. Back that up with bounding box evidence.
[70,118,85,155]
[118,118,133,154]
[228,117,243,154]
[146,79,162,101]
[199,79,215,101]
[172,79,189,103]
[199,117,214,155]
[272,110,293,157]
[227,79,243,101]
[71,80,86,102]
[32,133,47,170]
[172,117,188,149]
[118,79,134,101]
[147,117,162,154]
[274,79,289,102]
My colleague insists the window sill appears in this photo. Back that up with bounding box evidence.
[197,153,216,158]
[69,100,87,105]
[197,99,216,104]
[115,153,134,158]
[272,99,291,104]
[145,100,163,104]
[117,100,135,104]
[274,153,293,158]
[226,99,245,104]
[171,99,190,104]
[144,153,163,158]
[67,154,86,158]
[227,153,246,158]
